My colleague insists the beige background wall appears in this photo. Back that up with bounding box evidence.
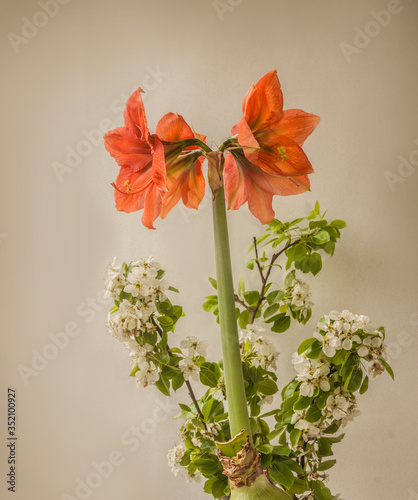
[1,0,417,499]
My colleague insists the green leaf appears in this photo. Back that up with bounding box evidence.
[345,366,363,392]
[272,445,291,456]
[305,404,322,423]
[297,338,317,355]
[238,309,253,329]
[263,303,281,318]
[266,289,285,304]
[269,462,294,489]
[305,340,323,359]
[238,275,245,294]
[244,290,260,307]
[317,437,332,457]
[294,395,313,410]
[258,378,278,396]
[202,398,222,421]
[168,285,179,293]
[271,315,291,333]
[158,316,173,327]
[200,366,219,388]
[311,480,333,500]
[288,477,309,494]
[155,374,170,396]
[289,428,302,447]
[359,375,369,395]
[246,259,255,270]
[381,359,395,380]
[208,277,217,290]
[212,476,228,498]
[204,478,217,495]
[330,219,347,229]
[256,443,273,454]
[317,459,337,471]
[312,230,331,245]
[299,253,322,276]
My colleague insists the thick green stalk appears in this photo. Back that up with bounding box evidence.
[230,475,292,500]
[212,186,251,439]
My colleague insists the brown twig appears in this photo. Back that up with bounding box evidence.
[250,238,300,323]
[151,317,207,429]
[234,293,254,313]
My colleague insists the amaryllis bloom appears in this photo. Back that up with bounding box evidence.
[225,70,320,223]
[155,113,206,219]
[104,89,206,229]
[104,88,166,229]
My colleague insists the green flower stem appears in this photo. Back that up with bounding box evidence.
[230,475,291,500]
[212,185,251,440]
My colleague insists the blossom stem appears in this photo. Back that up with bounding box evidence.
[250,238,300,323]
[151,317,207,427]
[212,183,251,440]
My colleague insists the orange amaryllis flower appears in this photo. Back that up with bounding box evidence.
[224,149,310,224]
[104,89,206,229]
[155,112,206,219]
[224,70,320,222]
[104,87,166,229]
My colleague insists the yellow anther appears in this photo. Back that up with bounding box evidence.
[277,145,289,161]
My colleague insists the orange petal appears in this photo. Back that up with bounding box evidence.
[113,167,151,213]
[237,117,260,164]
[124,88,149,139]
[254,138,314,177]
[141,183,164,230]
[224,151,311,224]
[242,70,284,131]
[156,112,194,142]
[247,184,274,224]
[224,153,249,210]
[161,154,205,218]
[149,136,167,191]
[276,109,320,146]
[104,127,152,171]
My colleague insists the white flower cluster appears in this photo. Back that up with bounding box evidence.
[315,310,373,356]
[286,277,314,318]
[105,257,169,341]
[209,373,226,402]
[290,386,359,445]
[178,336,207,381]
[315,311,388,377]
[239,324,280,371]
[292,353,331,397]
[167,443,202,483]
[105,257,170,389]
[321,387,359,426]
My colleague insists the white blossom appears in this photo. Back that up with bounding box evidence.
[104,257,126,299]
[180,336,208,358]
[314,331,341,357]
[179,357,200,381]
[135,362,159,388]
[167,443,186,476]
[288,278,314,317]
